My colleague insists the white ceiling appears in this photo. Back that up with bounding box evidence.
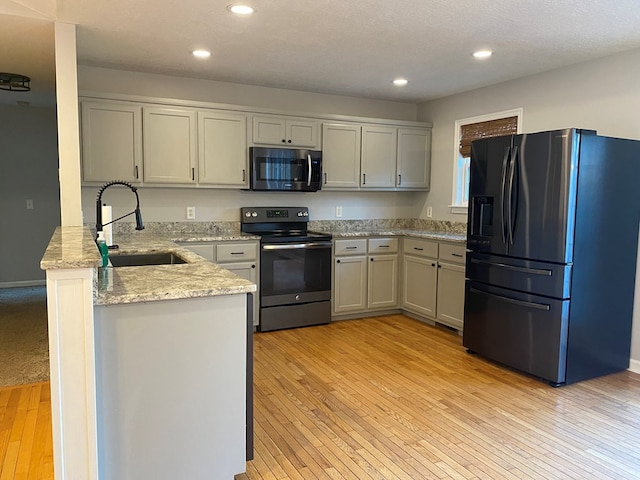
[3,0,640,107]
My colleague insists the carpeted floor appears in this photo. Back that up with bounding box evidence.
[0,286,50,387]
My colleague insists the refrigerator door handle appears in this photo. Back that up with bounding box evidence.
[470,287,551,311]
[470,258,553,276]
[500,146,511,244]
[507,146,519,245]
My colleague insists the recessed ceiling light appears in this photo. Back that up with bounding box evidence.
[192,50,211,59]
[393,78,408,86]
[228,4,254,14]
[473,50,493,59]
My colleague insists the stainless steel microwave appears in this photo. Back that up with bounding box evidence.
[249,147,322,192]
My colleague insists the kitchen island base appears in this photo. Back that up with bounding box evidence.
[94,294,247,480]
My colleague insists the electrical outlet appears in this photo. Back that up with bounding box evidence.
[186,206,196,220]
[26,199,34,210]
[336,206,343,218]
[426,206,433,218]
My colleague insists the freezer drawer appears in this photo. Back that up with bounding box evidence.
[463,281,570,384]
[466,252,572,299]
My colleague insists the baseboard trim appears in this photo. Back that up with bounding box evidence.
[0,280,46,289]
[629,358,640,375]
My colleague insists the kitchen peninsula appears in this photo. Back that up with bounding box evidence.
[40,226,256,480]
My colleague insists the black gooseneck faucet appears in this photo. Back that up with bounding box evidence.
[96,180,144,239]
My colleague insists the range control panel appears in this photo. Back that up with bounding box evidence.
[241,207,309,223]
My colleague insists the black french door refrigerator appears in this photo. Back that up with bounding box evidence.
[464,128,640,385]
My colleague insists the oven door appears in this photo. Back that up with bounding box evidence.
[250,147,322,191]
[260,240,332,306]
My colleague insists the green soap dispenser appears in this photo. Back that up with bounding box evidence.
[96,231,109,267]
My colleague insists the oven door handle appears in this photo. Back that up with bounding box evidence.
[262,241,332,251]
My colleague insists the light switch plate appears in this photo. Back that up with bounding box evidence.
[426,206,433,218]
[336,206,343,218]
[186,206,196,220]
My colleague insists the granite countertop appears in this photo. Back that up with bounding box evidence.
[41,227,257,306]
[323,229,466,243]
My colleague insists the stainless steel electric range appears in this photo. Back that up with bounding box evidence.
[241,207,332,332]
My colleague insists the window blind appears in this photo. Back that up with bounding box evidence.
[459,116,518,158]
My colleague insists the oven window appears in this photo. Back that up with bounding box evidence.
[261,247,331,297]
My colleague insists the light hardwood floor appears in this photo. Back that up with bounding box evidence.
[2,314,640,479]
[0,383,53,480]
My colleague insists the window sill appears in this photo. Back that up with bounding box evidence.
[449,205,468,215]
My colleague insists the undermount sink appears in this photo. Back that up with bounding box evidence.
[109,252,188,267]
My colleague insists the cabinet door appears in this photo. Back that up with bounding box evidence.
[321,123,361,189]
[436,262,465,330]
[361,126,397,188]
[396,128,431,190]
[334,255,367,314]
[81,101,142,182]
[252,115,287,145]
[224,261,259,327]
[402,255,437,318]
[143,107,196,184]
[368,254,398,309]
[198,111,248,187]
[287,119,319,148]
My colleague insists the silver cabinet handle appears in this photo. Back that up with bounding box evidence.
[470,287,550,311]
[192,167,195,181]
[398,174,402,185]
[470,258,552,276]
[242,169,246,182]
[324,172,327,185]
[135,165,139,179]
[345,246,359,250]
[362,173,366,185]
[451,253,464,258]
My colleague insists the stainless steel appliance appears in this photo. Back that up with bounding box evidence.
[241,207,332,331]
[464,128,640,386]
[249,147,322,191]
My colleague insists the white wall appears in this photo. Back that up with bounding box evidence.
[81,187,425,225]
[417,47,640,369]
[78,65,418,121]
[77,65,425,224]
[417,47,640,222]
[0,104,60,285]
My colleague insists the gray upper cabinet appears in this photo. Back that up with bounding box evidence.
[396,128,431,190]
[198,110,248,188]
[321,123,361,189]
[361,126,398,188]
[143,107,197,184]
[81,101,142,183]
[252,115,319,148]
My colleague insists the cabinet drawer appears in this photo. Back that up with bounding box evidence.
[403,238,437,258]
[368,237,398,254]
[216,242,258,262]
[438,243,466,264]
[334,239,367,256]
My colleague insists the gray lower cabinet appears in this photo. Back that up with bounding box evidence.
[333,237,398,315]
[334,254,367,314]
[400,237,466,331]
[367,238,398,309]
[402,254,437,317]
[179,240,260,326]
[435,243,466,330]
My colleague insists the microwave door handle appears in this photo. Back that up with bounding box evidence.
[307,154,312,187]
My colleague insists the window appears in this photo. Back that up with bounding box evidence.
[451,108,522,213]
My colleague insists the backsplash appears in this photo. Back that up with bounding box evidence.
[110,218,466,235]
